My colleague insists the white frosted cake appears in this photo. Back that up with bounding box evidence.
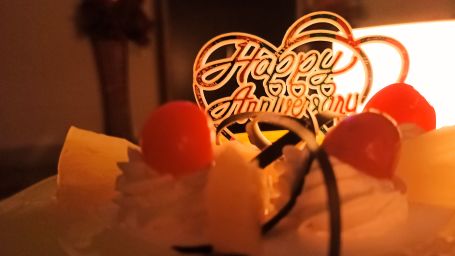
[1,86,455,256]
[2,11,455,256]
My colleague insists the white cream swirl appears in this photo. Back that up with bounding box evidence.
[275,146,408,254]
[113,147,209,254]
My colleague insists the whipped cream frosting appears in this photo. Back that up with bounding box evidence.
[115,148,210,253]
[114,142,409,255]
[274,146,408,255]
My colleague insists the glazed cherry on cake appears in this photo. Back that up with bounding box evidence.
[363,83,436,131]
[140,101,214,177]
[322,112,401,179]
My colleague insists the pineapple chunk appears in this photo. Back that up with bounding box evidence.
[57,126,139,203]
[206,143,263,255]
[396,126,455,208]
[56,127,139,246]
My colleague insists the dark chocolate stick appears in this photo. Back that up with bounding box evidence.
[173,245,248,255]
[262,152,314,234]
[315,149,341,256]
[172,244,213,254]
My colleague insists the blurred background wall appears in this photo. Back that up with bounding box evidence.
[1,0,454,198]
[0,0,295,198]
[0,0,160,197]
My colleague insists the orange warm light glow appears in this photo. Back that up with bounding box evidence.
[335,20,455,128]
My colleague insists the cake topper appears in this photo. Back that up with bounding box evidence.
[193,11,409,139]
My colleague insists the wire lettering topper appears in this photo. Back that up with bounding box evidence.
[193,11,409,139]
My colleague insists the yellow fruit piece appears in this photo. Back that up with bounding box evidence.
[218,130,288,144]
[206,143,263,255]
[56,127,139,247]
[57,126,139,203]
[396,126,455,208]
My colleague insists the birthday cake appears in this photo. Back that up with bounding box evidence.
[2,11,455,256]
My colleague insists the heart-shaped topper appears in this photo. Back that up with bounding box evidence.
[193,11,409,139]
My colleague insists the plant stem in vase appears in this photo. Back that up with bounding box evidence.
[91,38,134,141]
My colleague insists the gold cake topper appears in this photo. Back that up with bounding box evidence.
[193,11,409,139]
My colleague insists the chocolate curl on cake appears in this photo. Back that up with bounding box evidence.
[243,113,341,256]
[175,113,341,256]
[216,111,334,167]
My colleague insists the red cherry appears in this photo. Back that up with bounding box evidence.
[140,101,214,177]
[363,83,436,131]
[322,112,401,179]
